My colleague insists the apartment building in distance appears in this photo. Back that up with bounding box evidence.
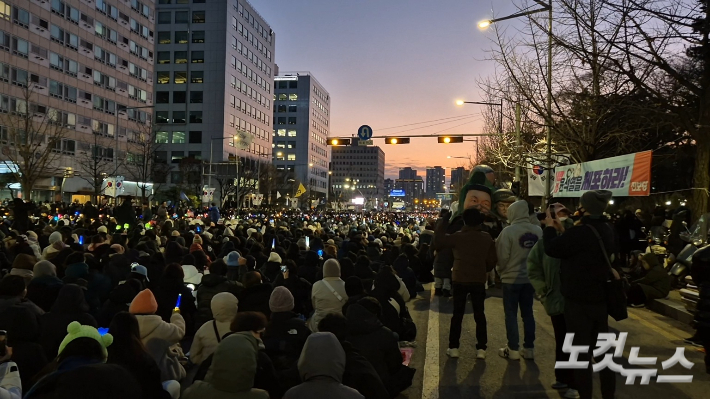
[330,138,385,203]
[426,166,445,198]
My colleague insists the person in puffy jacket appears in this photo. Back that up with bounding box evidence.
[190,292,239,365]
[627,253,671,306]
[38,284,97,360]
[195,260,243,327]
[308,259,348,331]
[26,261,63,313]
[392,255,417,300]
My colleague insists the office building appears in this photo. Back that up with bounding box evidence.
[153,0,275,200]
[272,72,330,198]
[0,0,156,201]
[450,166,469,192]
[426,166,445,198]
[399,167,418,180]
[330,138,385,202]
[384,178,394,194]
[395,177,424,205]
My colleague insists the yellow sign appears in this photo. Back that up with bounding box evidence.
[294,183,307,197]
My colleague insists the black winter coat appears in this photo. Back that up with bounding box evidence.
[38,285,97,360]
[238,283,274,318]
[272,274,313,316]
[26,276,64,312]
[24,360,143,399]
[0,305,49,390]
[340,340,390,399]
[262,311,311,372]
[97,279,144,327]
[194,274,243,327]
[107,347,171,399]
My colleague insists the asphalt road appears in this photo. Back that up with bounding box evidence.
[400,284,709,399]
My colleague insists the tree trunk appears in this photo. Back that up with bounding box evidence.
[691,137,710,221]
[21,176,31,200]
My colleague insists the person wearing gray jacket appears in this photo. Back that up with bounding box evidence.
[495,200,542,361]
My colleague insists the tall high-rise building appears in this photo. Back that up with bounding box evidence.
[154,0,275,200]
[383,178,394,194]
[272,72,330,198]
[426,166,445,198]
[331,138,385,202]
[395,177,424,205]
[0,0,156,201]
[399,167,418,180]
[450,166,469,191]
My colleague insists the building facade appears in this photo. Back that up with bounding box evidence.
[0,0,156,201]
[399,167,417,180]
[272,72,330,199]
[153,0,274,200]
[383,178,394,195]
[394,177,424,205]
[450,166,469,192]
[330,138,385,204]
[425,166,445,198]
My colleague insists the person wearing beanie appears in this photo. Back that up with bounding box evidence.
[10,254,36,286]
[261,252,283,283]
[190,292,239,365]
[129,289,187,381]
[263,287,311,387]
[195,260,244,328]
[97,225,109,234]
[41,232,65,262]
[627,253,671,307]
[26,231,42,259]
[27,261,63,312]
[308,259,348,331]
[0,275,45,323]
[543,189,619,399]
[193,234,203,245]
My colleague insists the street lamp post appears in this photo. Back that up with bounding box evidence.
[479,0,553,206]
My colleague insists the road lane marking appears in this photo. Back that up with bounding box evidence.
[422,284,439,399]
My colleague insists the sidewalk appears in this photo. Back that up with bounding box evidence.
[646,289,695,325]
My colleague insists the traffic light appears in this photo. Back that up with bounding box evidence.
[437,136,464,144]
[327,138,350,146]
[385,137,410,144]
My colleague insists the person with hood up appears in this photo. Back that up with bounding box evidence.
[308,259,348,332]
[496,200,542,361]
[26,261,63,313]
[272,259,313,317]
[261,251,283,283]
[627,252,671,307]
[0,305,49,392]
[154,263,197,336]
[26,231,42,260]
[183,333,269,399]
[393,255,417,300]
[190,292,239,365]
[346,298,415,397]
[369,267,413,341]
[0,275,44,323]
[97,278,144,327]
[195,260,244,327]
[41,232,64,262]
[10,254,36,286]
[129,288,187,382]
[297,251,321,284]
[39,284,98,360]
[238,271,274,318]
[284,332,364,399]
[341,276,367,316]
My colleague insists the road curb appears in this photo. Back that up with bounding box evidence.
[647,295,694,325]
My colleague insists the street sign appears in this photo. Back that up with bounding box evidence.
[389,189,406,197]
[357,125,373,140]
[358,140,373,146]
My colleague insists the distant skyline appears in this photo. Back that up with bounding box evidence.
[249,0,522,178]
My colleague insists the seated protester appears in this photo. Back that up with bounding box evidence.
[129,288,187,382]
[24,323,143,399]
[0,275,44,323]
[297,251,321,285]
[342,277,368,317]
[627,253,671,307]
[87,235,110,260]
[284,332,364,399]
[369,267,412,341]
[308,259,348,332]
[0,306,49,392]
[393,255,417,301]
[40,232,65,262]
[9,253,36,287]
[238,271,273,319]
[26,261,63,313]
[104,253,132,288]
[261,252,283,283]
[107,312,174,399]
[195,259,244,327]
[190,292,239,365]
[354,257,376,292]
[346,298,415,397]
[183,333,269,399]
[154,263,197,336]
[272,260,313,317]
[224,251,247,282]
[262,287,311,388]
[318,313,390,399]
[97,278,144,327]
[39,284,97,360]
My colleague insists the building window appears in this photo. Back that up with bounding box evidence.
[174,71,187,84]
[277,117,286,125]
[171,151,184,163]
[155,131,169,143]
[287,130,297,137]
[190,91,203,103]
[277,105,286,113]
[191,51,204,63]
[289,81,298,89]
[174,51,187,64]
[192,31,205,43]
[287,154,296,161]
[175,11,188,23]
[173,111,186,124]
[155,111,169,124]
[289,94,298,101]
[188,151,201,159]
[158,12,170,24]
[158,31,171,44]
[173,91,186,103]
[172,131,185,144]
[191,71,203,83]
[156,91,169,103]
[288,105,297,112]
[192,11,205,23]
[157,71,170,84]
[175,31,188,44]
[277,81,287,89]
[157,51,170,64]
[288,117,297,125]
[276,129,286,136]
[189,131,202,143]
[278,94,287,101]
[189,111,202,123]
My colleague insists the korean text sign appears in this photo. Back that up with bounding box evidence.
[552,151,652,197]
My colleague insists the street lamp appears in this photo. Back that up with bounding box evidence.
[479,0,553,205]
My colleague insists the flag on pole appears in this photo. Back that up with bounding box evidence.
[276,191,281,199]
[295,183,307,197]
[180,192,190,201]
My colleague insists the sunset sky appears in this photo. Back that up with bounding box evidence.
[249,0,522,179]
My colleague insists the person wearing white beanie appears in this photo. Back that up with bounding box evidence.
[42,232,65,261]
[307,259,348,331]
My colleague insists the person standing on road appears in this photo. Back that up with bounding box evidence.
[528,203,579,399]
[496,200,542,361]
[434,207,497,360]
[543,190,619,399]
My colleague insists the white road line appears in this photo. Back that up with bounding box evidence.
[422,284,440,399]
